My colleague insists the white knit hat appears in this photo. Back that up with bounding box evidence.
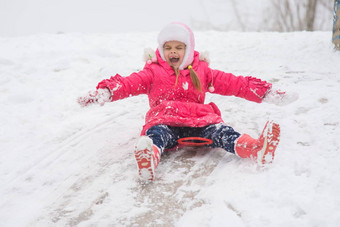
[157,22,195,70]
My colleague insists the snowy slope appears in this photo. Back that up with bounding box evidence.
[0,31,340,226]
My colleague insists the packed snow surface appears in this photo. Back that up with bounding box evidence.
[0,31,340,226]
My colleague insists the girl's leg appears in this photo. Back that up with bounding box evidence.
[201,122,281,165]
[146,125,180,153]
[134,125,179,181]
[200,123,241,154]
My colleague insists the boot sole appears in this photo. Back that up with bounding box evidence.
[257,121,281,165]
[134,138,155,181]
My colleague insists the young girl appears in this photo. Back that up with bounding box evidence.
[78,22,296,181]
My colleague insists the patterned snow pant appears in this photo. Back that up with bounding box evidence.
[145,123,241,154]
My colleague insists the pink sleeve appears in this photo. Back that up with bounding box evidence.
[211,69,272,103]
[96,64,153,101]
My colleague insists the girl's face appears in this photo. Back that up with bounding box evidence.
[163,41,186,69]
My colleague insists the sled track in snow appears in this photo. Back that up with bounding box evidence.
[116,148,229,226]
[35,145,230,226]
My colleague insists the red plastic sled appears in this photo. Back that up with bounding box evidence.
[177,137,213,147]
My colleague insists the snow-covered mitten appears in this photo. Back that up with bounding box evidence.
[134,136,161,181]
[235,121,280,165]
[263,89,298,106]
[78,88,111,107]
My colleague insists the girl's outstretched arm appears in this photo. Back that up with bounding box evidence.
[210,69,298,105]
[78,65,153,106]
[96,66,153,101]
[210,69,272,103]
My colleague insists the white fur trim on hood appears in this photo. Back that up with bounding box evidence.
[199,51,210,65]
[143,48,157,64]
[157,22,195,70]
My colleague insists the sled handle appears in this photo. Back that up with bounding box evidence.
[177,137,213,146]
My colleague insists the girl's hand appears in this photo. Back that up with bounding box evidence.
[263,89,298,106]
[78,88,111,107]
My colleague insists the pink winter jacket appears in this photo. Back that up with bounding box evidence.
[97,50,271,135]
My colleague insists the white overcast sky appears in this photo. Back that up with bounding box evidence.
[0,0,333,37]
[0,0,202,36]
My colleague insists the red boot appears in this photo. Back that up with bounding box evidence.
[235,121,280,165]
[134,136,161,181]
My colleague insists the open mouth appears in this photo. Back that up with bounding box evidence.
[170,57,180,63]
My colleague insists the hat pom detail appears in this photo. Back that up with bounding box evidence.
[208,86,215,93]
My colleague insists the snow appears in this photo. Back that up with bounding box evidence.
[1,31,340,226]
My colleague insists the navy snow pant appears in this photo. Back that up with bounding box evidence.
[146,123,241,154]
